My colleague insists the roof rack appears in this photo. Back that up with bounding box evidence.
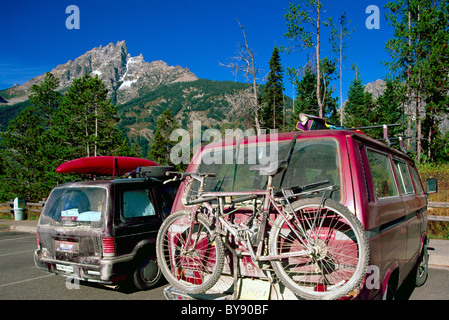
[127,166,175,179]
[295,114,411,154]
[346,124,411,154]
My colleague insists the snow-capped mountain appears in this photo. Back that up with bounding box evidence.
[0,40,198,105]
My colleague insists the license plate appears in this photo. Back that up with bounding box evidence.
[56,264,74,273]
[237,278,271,300]
[59,241,74,252]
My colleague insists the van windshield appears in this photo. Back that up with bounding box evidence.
[190,138,341,200]
[39,186,107,228]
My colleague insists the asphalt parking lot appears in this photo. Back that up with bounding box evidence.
[2,219,449,302]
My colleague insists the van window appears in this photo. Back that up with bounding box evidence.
[273,140,340,199]
[393,160,414,195]
[410,165,424,194]
[367,149,398,199]
[40,187,107,227]
[122,189,156,218]
[191,139,341,200]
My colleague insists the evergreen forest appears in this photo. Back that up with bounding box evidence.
[0,0,448,203]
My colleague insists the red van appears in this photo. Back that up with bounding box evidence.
[162,128,436,300]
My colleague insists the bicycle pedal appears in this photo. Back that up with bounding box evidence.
[260,264,274,271]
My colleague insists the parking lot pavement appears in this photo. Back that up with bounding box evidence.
[429,239,449,269]
[2,219,449,269]
[0,219,38,234]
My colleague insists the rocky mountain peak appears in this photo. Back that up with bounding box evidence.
[364,79,386,100]
[1,40,198,105]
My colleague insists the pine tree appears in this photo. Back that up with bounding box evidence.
[284,0,333,118]
[260,45,285,130]
[386,0,449,162]
[0,108,46,201]
[295,66,317,115]
[293,59,339,124]
[50,74,128,161]
[0,73,134,201]
[148,109,182,169]
[320,57,340,124]
[28,72,61,128]
[376,79,404,136]
[343,71,373,128]
[0,72,61,201]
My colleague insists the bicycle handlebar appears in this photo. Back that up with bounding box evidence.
[277,181,339,198]
[163,171,216,184]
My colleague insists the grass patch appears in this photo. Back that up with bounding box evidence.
[418,163,449,239]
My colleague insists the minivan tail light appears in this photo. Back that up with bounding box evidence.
[102,237,115,256]
[36,232,40,248]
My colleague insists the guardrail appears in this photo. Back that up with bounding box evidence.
[1,200,448,221]
[428,202,449,222]
[0,200,46,217]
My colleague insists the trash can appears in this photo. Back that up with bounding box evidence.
[13,198,26,221]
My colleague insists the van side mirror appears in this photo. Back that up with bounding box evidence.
[426,178,438,194]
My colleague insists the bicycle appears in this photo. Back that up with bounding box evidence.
[156,162,370,300]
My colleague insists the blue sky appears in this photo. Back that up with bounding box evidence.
[1,0,394,102]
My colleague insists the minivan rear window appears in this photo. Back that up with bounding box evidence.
[39,187,107,228]
[190,138,341,200]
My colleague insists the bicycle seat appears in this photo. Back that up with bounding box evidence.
[250,160,288,176]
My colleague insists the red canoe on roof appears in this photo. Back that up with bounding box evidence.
[56,156,158,176]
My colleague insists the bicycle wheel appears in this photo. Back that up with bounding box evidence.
[156,210,225,294]
[269,198,369,300]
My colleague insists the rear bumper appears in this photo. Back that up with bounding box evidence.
[34,249,132,285]
[162,276,303,300]
[163,285,235,300]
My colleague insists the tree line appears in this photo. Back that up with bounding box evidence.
[0,73,135,202]
[1,0,448,202]
[241,0,449,164]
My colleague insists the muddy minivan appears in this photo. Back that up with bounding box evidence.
[163,124,436,300]
[34,165,176,290]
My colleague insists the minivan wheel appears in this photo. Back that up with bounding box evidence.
[133,256,162,290]
[415,244,429,287]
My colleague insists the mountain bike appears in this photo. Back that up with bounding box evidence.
[156,162,370,300]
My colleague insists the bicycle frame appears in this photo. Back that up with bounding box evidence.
[183,185,336,263]
[165,162,340,265]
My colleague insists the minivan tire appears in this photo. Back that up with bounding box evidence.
[132,255,162,290]
[414,243,429,287]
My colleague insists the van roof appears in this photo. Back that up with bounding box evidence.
[198,129,411,161]
[54,178,149,189]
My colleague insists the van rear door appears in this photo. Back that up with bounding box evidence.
[37,185,108,265]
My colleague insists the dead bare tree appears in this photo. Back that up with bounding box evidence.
[220,19,262,134]
[284,0,333,118]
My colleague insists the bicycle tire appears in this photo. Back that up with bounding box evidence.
[156,210,225,294]
[269,198,370,300]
